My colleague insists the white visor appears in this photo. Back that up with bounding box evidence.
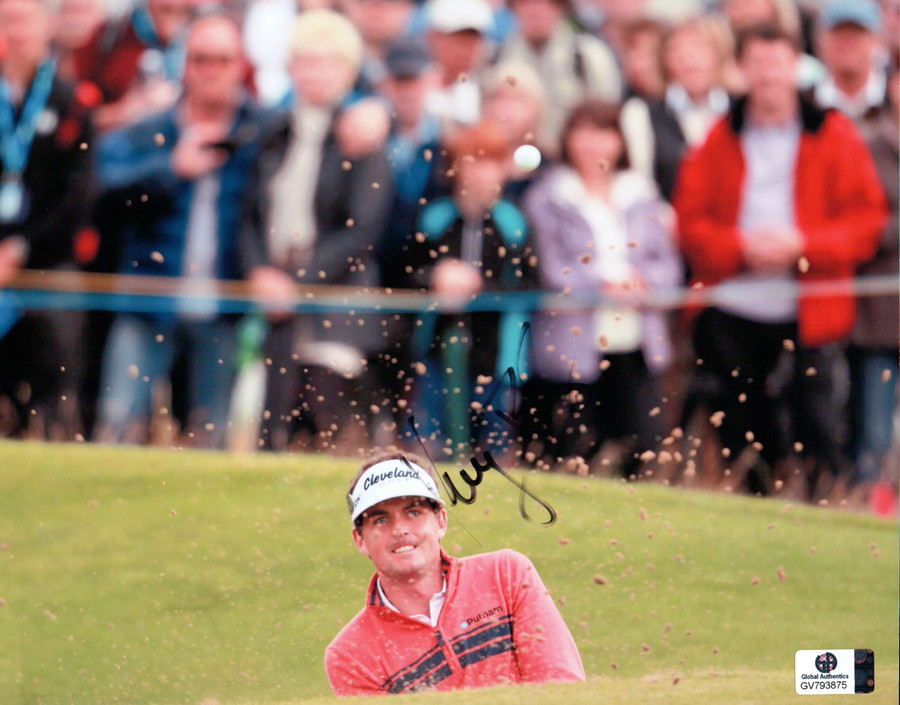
[347,459,444,523]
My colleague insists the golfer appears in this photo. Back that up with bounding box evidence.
[325,453,585,695]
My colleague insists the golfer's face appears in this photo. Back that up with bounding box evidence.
[353,497,447,580]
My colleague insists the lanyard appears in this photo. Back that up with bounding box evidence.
[0,58,56,177]
[131,7,185,81]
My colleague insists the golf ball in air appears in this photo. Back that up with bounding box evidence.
[513,144,541,171]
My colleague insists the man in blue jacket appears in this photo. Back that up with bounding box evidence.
[93,12,269,448]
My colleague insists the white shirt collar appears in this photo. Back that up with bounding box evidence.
[814,68,886,119]
[377,577,447,627]
[551,166,656,212]
[665,83,730,117]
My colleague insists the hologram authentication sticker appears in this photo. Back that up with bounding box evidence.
[795,649,874,694]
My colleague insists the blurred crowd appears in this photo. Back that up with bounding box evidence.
[0,0,897,511]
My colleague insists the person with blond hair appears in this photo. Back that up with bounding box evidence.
[241,9,394,451]
[621,13,736,201]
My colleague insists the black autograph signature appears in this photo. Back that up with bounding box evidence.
[406,324,558,526]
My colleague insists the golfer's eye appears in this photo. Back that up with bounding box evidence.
[407,508,421,518]
[371,516,388,526]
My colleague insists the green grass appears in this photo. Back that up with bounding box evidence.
[0,441,896,705]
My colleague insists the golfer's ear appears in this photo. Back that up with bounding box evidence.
[436,507,448,539]
[352,527,369,557]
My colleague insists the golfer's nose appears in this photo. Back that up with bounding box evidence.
[392,515,411,535]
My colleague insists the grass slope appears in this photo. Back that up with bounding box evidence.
[0,441,896,705]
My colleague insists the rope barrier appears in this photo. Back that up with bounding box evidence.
[2,269,898,316]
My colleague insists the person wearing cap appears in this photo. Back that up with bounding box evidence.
[325,453,585,696]
[813,0,887,120]
[378,36,443,211]
[371,37,447,446]
[342,0,418,90]
[422,0,494,128]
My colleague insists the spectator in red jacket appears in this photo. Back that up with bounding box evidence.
[673,24,887,500]
[325,452,585,696]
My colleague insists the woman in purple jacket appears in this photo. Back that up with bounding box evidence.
[520,100,683,475]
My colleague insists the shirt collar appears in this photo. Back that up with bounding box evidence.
[665,83,730,117]
[550,166,654,211]
[814,68,886,119]
[376,577,447,626]
[744,109,802,133]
